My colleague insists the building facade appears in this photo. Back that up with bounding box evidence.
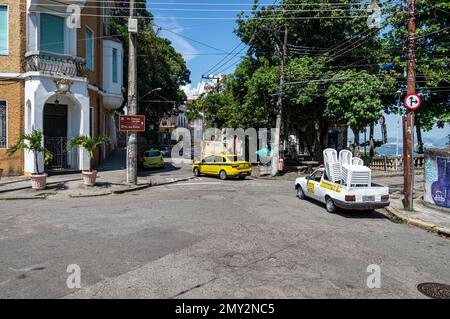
[0,0,124,176]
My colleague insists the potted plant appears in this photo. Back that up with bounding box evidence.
[7,130,53,190]
[68,135,109,186]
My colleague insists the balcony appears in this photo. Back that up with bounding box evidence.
[25,51,86,78]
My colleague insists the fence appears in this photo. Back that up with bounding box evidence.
[367,154,424,171]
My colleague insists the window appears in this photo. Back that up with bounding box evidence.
[85,28,94,71]
[0,6,8,55]
[40,13,64,54]
[112,48,118,83]
[145,150,161,158]
[0,101,7,148]
[310,170,323,183]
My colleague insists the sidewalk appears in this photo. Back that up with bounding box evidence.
[385,198,450,238]
[0,149,151,200]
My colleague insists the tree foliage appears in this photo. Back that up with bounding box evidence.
[111,2,191,134]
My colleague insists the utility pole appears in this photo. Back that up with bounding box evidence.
[403,0,416,209]
[127,0,138,185]
[272,27,288,176]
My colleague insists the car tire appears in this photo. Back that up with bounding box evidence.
[219,170,227,180]
[193,167,201,177]
[326,197,338,214]
[296,186,306,199]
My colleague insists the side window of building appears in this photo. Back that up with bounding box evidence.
[0,101,7,148]
[85,28,94,71]
[112,48,118,83]
[40,13,65,54]
[0,6,8,55]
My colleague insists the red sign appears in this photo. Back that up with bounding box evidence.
[119,115,146,132]
[404,94,422,111]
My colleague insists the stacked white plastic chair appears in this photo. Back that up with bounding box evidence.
[323,148,341,183]
[339,150,353,166]
[352,157,364,166]
[341,153,371,187]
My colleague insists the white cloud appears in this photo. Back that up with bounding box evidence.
[156,17,198,62]
[181,82,207,100]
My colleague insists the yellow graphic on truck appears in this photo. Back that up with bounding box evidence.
[320,181,343,193]
[307,181,315,194]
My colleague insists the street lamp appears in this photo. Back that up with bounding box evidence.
[139,87,162,101]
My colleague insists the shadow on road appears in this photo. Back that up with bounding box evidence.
[302,198,389,220]
[138,163,181,177]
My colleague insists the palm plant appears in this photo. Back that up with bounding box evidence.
[68,135,109,171]
[7,130,53,175]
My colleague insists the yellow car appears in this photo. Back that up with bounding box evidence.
[192,154,252,180]
[141,149,165,169]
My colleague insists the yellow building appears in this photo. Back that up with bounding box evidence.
[0,0,124,176]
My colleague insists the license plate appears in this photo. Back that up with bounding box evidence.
[363,196,375,202]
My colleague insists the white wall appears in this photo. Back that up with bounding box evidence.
[24,75,90,173]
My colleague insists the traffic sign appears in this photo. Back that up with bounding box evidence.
[404,94,422,111]
[119,115,146,132]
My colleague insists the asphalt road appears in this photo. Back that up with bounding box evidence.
[0,165,449,298]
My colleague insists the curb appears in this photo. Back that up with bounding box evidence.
[384,206,450,238]
[0,195,48,200]
[112,184,151,194]
[69,192,113,198]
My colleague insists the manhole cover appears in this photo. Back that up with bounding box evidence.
[417,282,450,299]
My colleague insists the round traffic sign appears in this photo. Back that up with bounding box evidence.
[404,94,422,111]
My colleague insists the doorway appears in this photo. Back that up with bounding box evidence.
[43,103,68,169]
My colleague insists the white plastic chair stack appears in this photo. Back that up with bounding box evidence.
[352,157,364,166]
[339,150,353,166]
[342,164,371,187]
[323,148,341,183]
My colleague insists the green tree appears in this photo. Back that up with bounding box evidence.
[385,0,450,153]
[111,2,191,142]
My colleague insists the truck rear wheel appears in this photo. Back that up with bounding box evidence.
[326,197,338,214]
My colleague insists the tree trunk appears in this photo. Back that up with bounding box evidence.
[352,128,360,157]
[369,123,375,158]
[34,151,39,175]
[416,120,424,154]
[343,126,348,150]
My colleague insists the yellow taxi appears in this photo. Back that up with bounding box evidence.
[192,154,252,180]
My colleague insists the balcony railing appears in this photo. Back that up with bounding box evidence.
[25,51,87,77]
[368,154,425,171]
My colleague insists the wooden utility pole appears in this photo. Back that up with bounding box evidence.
[272,27,288,176]
[403,0,416,209]
[127,0,138,185]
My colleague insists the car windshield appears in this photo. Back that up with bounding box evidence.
[227,156,238,162]
[146,150,160,157]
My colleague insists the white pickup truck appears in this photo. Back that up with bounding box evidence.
[294,168,390,213]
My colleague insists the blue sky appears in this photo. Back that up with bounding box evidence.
[149,0,449,142]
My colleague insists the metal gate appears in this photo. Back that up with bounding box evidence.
[45,137,69,169]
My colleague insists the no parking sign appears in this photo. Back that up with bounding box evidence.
[404,94,422,111]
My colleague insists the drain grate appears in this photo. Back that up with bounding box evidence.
[417,282,450,299]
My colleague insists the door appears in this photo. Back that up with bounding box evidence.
[201,156,215,174]
[43,104,68,169]
[306,170,324,200]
